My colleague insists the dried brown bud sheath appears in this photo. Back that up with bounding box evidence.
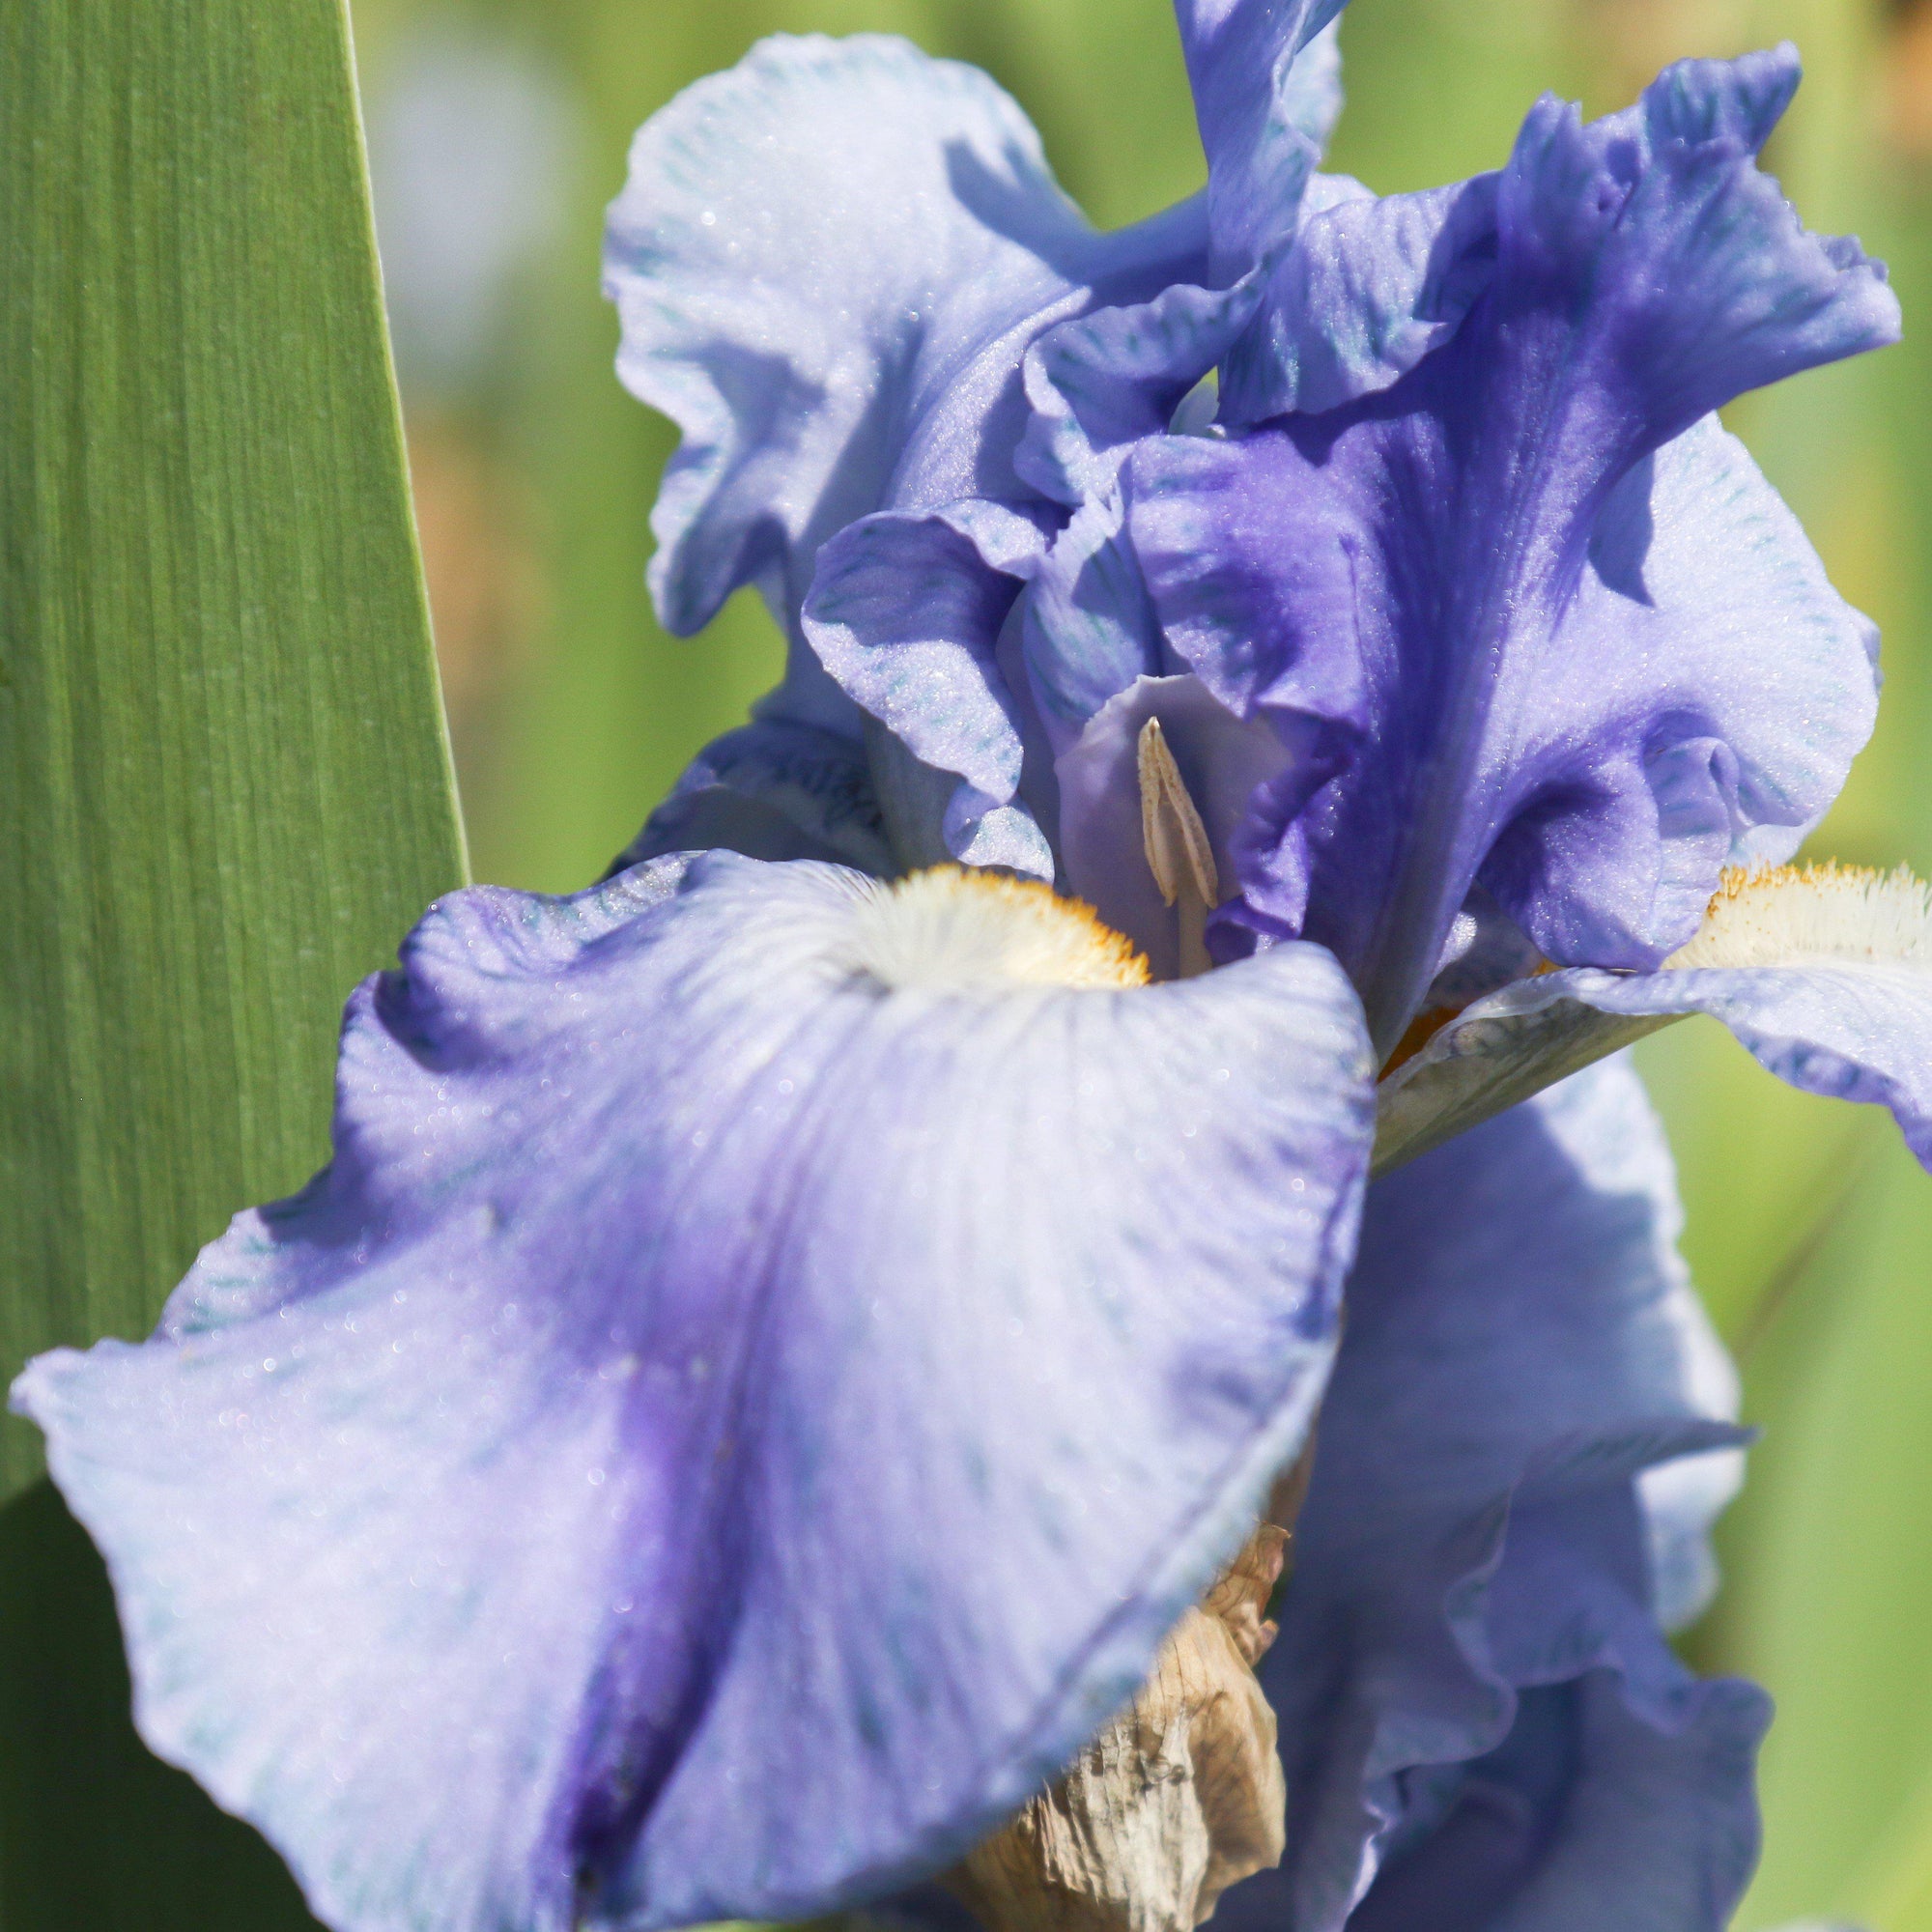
[948,1523,1290,1932]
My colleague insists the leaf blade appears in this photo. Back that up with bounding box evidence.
[0,0,466,1492]
[0,0,463,1923]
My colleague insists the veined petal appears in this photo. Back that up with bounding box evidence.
[606,33,1208,739]
[1213,1060,1764,1932]
[13,857,1373,1932]
[1219,171,1501,423]
[803,500,1056,877]
[1376,862,1932,1175]
[1016,277,1264,507]
[1127,47,1896,1057]
[611,717,895,875]
[1175,1,1348,281]
[1002,6,1354,510]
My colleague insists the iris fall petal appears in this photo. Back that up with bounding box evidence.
[1214,1059,1764,1931]
[1377,864,1932,1174]
[1127,47,1896,1053]
[13,854,1374,1932]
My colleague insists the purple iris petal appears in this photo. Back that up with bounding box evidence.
[1382,951,1932,1177]
[13,853,1375,1932]
[616,10,1384,877]
[1009,12,1371,542]
[1211,1060,1765,1931]
[1015,276,1266,508]
[1173,0,1348,281]
[803,499,1057,876]
[1339,1671,1768,1932]
[1218,171,1502,423]
[614,718,894,875]
[603,32,1209,865]
[1127,47,1895,1053]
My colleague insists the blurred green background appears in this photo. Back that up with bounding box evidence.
[273,0,1932,1921]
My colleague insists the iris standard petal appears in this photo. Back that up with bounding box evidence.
[1010,15,1363,509]
[1015,278,1265,508]
[1209,1059,1764,1932]
[786,7,1377,879]
[1126,47,1896,1056]
[803,457,1191,882]
[611,33,1221,874]
[803,500,1057,877]
[1377,863,1932,1175]
[1218,171,1501,423]
[1174,0,1348,281]
[13,856,1374,1932]
[606,33,1208,719]
[793,10,1369,878]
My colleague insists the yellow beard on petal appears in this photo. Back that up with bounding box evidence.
[1667,861,1932,970]
[839,867,1151,993]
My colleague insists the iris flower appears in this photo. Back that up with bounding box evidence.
[14,7,1932,1932]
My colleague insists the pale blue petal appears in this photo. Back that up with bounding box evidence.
[606,33,1207,736]
[1175,3,1349,280]
[804,500,1054,878]
[608,34,1074,639]
[1592,964,1932,1166]
[1635,43,1801,148]
[13,854,1375,1932]
[1377,950,1932,1176]
[1211,1060,1763,1931]
[613,717,895,875]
